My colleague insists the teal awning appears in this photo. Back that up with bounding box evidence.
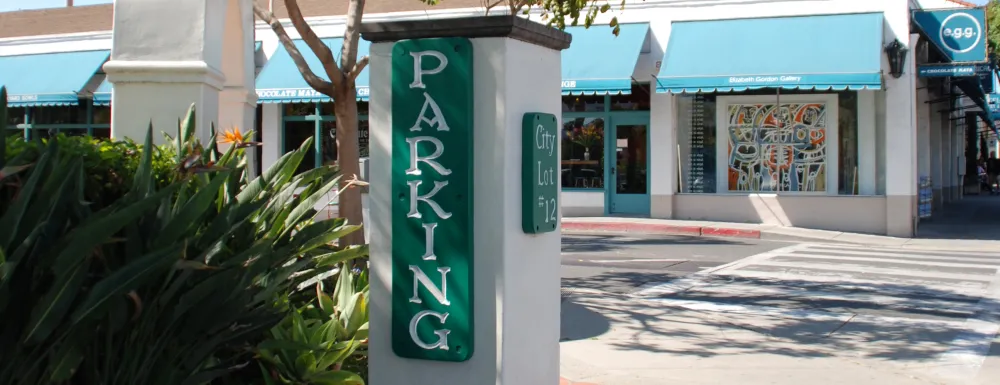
[255,38,370,103]
[93,77,112,106]
[0,50,109,107]
[562,23,648,95]
[656,13,884,93]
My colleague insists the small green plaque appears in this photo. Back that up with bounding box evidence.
[391,37,474,362]
[522,113,559,234]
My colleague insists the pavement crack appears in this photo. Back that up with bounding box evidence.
[825,313,857,338]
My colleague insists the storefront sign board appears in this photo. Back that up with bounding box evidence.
[522,112,559,234]
[917,64,991,77]
[390,37,474,362]
[912,8,987,63]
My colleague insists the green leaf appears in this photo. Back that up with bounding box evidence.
[258,339,325,351]
[314,245,369,268]
[48,341,84,381]
[0,164,31,181]
[22,259,90,344]
[156,169,233,246]
[181,103,197,144]
[305,370,365,385]
[281,175,342,238]
[70,244,183,323]
[0,140,55,250]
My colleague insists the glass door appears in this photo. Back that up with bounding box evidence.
[608,116,650,215]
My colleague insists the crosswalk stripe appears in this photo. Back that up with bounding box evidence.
[808,244,1000,259]
[772,253,1000,270]
[714,269,990,296]
[748,260,997,281]
[791,248,1000,264]
[685,283,984,316]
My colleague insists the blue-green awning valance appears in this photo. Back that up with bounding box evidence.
[0,49,109,107]
[255,38,371,103]
[93,77,112,106]
[562,23,649,95]
[656,13,884,94]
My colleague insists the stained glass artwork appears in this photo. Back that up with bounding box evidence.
[727,103,827,192]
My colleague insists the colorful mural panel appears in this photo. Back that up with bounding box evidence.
[727,103,827,192]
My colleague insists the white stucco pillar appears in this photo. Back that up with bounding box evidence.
[649,91,675,217]
[105,0,252,145]
[364,17,563,385]
[261,103,282,170]
[929,99,943,209]
[917,85,931,189]
[858,90,877,195]
[942,112,954,203]
[883,32,919,237]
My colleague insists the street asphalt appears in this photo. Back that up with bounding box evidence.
[560,232,789,294]
[559,231,1000,384]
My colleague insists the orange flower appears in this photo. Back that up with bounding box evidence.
[217,127,245,145]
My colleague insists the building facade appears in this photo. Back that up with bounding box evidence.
[0,0,991,237]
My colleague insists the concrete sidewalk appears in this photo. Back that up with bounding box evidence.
[558,290,999,385]
[561,217,1000,251]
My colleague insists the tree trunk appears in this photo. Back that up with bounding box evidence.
[334,83,365,247]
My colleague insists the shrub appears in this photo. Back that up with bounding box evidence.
[0,103,368,385]
[4,134,176,209]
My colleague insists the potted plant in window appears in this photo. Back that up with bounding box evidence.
[569,121,602,161]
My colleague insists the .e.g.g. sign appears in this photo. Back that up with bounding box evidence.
[912,8,987,63]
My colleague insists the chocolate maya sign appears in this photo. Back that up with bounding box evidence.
[391,37,474,362]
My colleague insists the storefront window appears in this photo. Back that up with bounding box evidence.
[837,92,859,195]
[6,107,25,127]
[284,120,317,175]
[33,105,87,125]
[562,95,605,113]
[677,94,718,193]
[677,90,859,195]
[282,101,371,175]
[610,83,652,111]
[322,121,338,166]
[284,103,314,117]
[93,106,111,125]
[562,117,605,189]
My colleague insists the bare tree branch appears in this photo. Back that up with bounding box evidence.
[340,0,366,88]
[281,0,345,90]
[348,56,369,82]
[253,2,334,95]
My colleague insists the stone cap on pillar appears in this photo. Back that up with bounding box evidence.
[358,15,572,51]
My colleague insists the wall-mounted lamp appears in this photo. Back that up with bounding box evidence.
[884,39,908,79]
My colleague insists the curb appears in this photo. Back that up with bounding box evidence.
[561,221,762,239]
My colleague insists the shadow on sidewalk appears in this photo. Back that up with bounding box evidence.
[560,273,1000,362]
[918,195,1000,241]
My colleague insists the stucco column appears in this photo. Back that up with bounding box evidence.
[884,33,919,237]
[649,91,675,217]
[916,85,931,200]
[105,0,252,145]
[929,97,943,209]
[363,17,564,385]
[858,90,877,195]
[942,112,953,203]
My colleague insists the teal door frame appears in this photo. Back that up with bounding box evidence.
[605,112,651,215]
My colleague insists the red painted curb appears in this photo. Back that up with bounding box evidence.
[701,227,761,238]
[561,221,761,239]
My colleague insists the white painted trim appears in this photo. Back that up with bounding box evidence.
[714,93,840,195]
[104,60,227,90]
